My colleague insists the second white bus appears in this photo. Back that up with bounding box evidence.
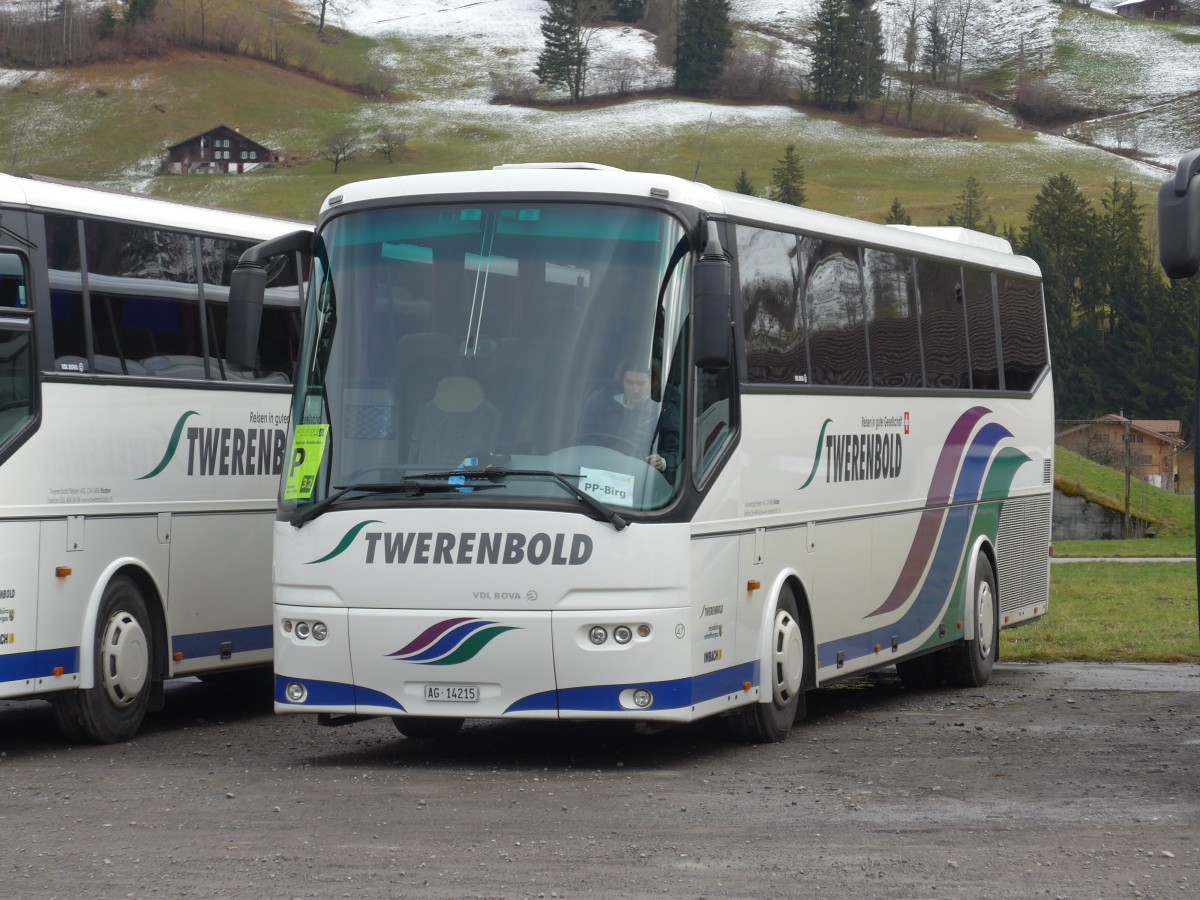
[231,164,1052,743]
[0,175,308,743]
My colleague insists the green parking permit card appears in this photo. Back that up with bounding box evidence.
[284,425,329,500]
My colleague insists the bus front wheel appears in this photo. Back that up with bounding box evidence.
[946,552,999,688]
[53,576,154,744]
[731,586,807,744]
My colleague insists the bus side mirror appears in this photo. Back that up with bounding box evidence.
[693,221,733,370]
[1159,148,1200,280]
[228,263,268,370]
[227,228,312,369]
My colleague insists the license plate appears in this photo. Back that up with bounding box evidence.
[423,684,479,703]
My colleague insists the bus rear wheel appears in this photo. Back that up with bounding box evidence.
[731,586,807,744]
[53,575,155,744]
[946,552,999,688]
[393,716,464,740]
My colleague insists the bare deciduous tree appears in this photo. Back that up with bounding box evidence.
[318,129,360,173]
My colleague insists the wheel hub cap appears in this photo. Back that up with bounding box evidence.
[100,610,149,707]
[771,610,804,708]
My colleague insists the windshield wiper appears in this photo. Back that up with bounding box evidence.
[477,467,628,532]
[289,479,502,528]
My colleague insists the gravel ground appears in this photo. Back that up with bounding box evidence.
[2,663,1197,899]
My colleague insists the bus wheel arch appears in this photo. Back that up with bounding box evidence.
[53,566,165,744]
[947,544,999,688]
[731,578,812,744]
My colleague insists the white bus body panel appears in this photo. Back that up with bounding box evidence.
[695,385,1054,684]
[274,510,763,723]
[0,381,287,700]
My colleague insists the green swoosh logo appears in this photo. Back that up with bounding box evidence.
[138,411,199,480]
[306,520,383,564]
[798,418,834,490]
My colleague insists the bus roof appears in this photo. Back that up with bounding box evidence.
[0,174,309,242]
[320,164,1040,279]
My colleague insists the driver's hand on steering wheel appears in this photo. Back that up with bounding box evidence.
[646,454,666,472]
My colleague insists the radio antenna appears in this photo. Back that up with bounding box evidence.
[692,112,713,182]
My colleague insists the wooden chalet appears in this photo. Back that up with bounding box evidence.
[167,125,275,175]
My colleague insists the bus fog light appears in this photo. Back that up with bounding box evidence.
[588,626,608,646]
[311,622,328,641]
[285,682,307,703]
[295,621,311,640]
[632,689,652,708]
[613,625,632,644]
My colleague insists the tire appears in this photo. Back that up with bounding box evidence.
[53,575,155,744]
[730,585,807,744]
[392,716,464,740]
[946,551,999,688]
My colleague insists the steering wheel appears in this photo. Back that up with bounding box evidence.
[577,430,645,458]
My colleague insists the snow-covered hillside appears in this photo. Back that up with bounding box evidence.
[333,0,1197,169]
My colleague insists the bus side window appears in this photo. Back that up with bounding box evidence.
[86,220,202,379]
[864,249,922,388]
[916,258,970,390]
[0,253,35,446]
[998,275,1048,391]
[804,239,868,386]
[964,266,1001,390]
[737,225,806,384]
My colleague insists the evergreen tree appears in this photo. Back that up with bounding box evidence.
[675,0,733,94]
[125,0,157,25]
[921,1,950,83]
[885,197,912,225]
[946,175,989,231]
[771,144,806,206]
[98,4,117,38]
[534,0,594,104]
[809,0,848,110]
[734,169,755,196]
[1018,172,1100,418]
[844,0,885,110]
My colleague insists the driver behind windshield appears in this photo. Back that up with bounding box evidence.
[582,357,680,479]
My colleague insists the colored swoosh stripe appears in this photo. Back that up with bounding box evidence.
[388,618,519,666]
[798,418,834,490]
[137,410,198,479]
[866,406,990,617]
[846,417,1019,656]
[306,520,383,564]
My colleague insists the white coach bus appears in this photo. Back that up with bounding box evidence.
[0,174,308,743]
[229,164,1052,743]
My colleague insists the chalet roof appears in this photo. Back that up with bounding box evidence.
[1058,414,1185,447]
[166,124,270,152]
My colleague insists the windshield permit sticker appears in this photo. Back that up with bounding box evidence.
[579,467,635,506]
[284,424,330,501]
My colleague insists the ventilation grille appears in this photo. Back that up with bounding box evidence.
[346,404,397,440]
[995,494,1052,614]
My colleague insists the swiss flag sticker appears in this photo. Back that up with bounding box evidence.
[903,411,910,435]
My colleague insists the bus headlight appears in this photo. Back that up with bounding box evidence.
[295,621,311,640]
[613,625,633,645]
[311,622,328,642]
[588,626,608,645]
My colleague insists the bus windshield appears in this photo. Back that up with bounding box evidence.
[286,201,691,517]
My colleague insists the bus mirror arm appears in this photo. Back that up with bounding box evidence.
[693,220,733,370]
[228,228,311,370]
[1158,148,1200,280]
